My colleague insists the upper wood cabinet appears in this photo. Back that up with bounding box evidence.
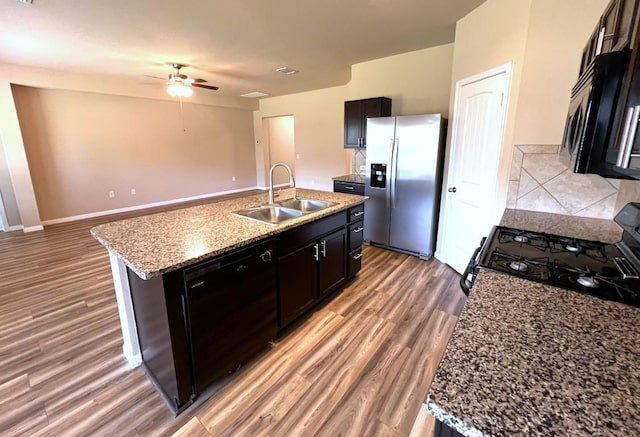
[579,0,637,76]
[344,97,392,148]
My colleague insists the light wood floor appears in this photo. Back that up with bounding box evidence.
[0,193,465,436]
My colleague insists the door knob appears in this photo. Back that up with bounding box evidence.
[448,187,457,193]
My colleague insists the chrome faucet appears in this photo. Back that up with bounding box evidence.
[268,162,296,204]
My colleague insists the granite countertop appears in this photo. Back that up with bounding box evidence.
[426,209,637,436]
[91,188,365,280]
[332,174,365,184]
[500,208,622,243]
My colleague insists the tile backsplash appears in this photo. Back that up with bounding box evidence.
[507,144,640,219]
[352,149,366,175]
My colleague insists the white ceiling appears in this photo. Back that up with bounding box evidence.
[0,0,486,98]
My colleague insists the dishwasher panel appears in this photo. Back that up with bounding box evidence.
[183,239,277,394]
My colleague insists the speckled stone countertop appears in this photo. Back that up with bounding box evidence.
[332,174,365,184]
[501,208,622,243]
[91,188,365,280]
[426,209,638,436]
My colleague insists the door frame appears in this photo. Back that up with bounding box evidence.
[0,190,8,231]
[437,62,513,266]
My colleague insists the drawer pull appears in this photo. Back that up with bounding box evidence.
[353,211,364,217]
[353,227,364,233]
[353,253,362,260]
[344,186,355,190]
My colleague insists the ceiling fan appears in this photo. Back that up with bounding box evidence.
[153,63,219,97]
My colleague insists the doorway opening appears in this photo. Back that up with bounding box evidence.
[263,115,295,187]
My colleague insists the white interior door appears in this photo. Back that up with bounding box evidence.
[0,190,7,231]
[441,65,511,273]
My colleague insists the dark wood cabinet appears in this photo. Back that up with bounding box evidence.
[278,242,318,327]
[318,228,347,297]
[604,0,640,177]
[129,203,365,413]
[276,210,349,328]
[333,180,365,195]
[579,0,636,76]
[346,204,365,278]
[344,97,392,148]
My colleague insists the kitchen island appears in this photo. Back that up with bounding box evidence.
[91,188,366,413]
[426,209,640,436]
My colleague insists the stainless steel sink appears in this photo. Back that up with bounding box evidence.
[277,198,337,212]
[232,205,303,225]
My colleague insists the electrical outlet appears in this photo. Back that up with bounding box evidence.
[359,165,366,171]
[311,179,315,185]
[232,176,236,181]
[296,153,300,159]
[130,188,136,195]
[108,190,115,198]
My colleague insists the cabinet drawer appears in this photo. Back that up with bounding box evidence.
[349,220,364,251]
[348,203,365,222]
[348,247,362,277]
[278,211,347,254]
[334,181,365,195]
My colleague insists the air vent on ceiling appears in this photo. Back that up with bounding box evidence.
[241,91,270,98]
[16,0,34,4]
[276,67,299,75]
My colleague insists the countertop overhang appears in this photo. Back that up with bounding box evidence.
[426,209,639,436]
[91,188,365,280]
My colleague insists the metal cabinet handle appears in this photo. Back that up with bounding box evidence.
[617,106,640,169]
[353,253,362,260]
[344,186,355,190]
[448,187,457,193]
[313,243,319,261]
[321,240,327,257]
[353,227,364,233]
[353,211,364,217]
[260,249,272,263]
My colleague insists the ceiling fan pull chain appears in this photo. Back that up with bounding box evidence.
[179,95,186,132]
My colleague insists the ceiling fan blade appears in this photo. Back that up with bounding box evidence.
[144,75,167,81]
[191,83,219,91]
[192,78,207,83]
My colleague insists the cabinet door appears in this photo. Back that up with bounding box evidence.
[344,100,363,148]
[278,242,318,327]
[318,228,347,297]
[361,98,383,147]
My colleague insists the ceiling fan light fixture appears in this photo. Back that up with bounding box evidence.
[166,82,192,98]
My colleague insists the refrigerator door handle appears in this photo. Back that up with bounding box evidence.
[387,138,395,208]
[390,138,399,208]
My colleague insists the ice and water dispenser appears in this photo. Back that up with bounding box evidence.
[370,163,387,188]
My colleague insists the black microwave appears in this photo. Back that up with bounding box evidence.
[562,49,639,179]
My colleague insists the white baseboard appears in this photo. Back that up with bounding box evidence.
[22,225,44,233]
[2,225,23,232]
[41,186,263,226]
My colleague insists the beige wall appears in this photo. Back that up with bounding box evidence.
[254,44,455,189]
[348,44,454,116]
[514,0,610,144]
[0,62,258,228]
[441,0,532,234]
[12,86,257,221]
[256,86,348,191]
[265,115,295,186]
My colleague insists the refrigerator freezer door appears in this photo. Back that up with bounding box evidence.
[364,117,396,246]
[389,114,443,257]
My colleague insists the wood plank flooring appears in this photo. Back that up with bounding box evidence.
[0,192,465,436]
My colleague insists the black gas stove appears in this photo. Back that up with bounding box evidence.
[461,203,640,307]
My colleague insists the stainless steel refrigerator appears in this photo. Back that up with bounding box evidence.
[364,114,446,259]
